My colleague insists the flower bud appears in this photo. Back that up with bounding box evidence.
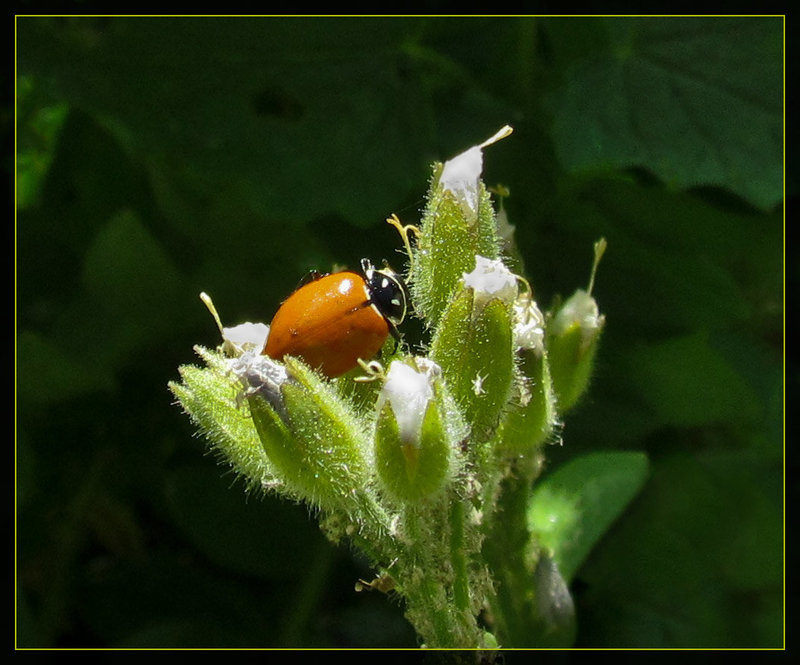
[498,292,558,454]
[374,360,454,503]
[411,127,512,326]
[439,126,513,224]
[248,356,370,513]
[170,346,279,492]
[545,289,604,413]
[545,239,606,413]
[430,256,516,443]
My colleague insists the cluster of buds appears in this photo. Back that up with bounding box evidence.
[170,127,605,648]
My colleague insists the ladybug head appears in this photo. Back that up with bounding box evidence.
[361,258,408,327]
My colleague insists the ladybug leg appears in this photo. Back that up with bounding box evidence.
[295,269,326,290]
[387,318,402,343]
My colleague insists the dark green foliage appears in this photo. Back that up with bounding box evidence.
[16,16,783,648]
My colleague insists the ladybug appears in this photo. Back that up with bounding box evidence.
[263,258,408,378]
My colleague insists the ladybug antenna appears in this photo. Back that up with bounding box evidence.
[360,257,374,274]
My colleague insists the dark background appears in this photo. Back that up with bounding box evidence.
[16,16,785,649]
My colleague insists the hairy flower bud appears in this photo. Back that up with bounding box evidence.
[374,360,454,503]
[248,356,371,512]
[431,256,516,443]
[498,290,558,454]
[411,127,512,326]
[546,289,605,413]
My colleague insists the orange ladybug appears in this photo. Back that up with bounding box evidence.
[263,259,408,378]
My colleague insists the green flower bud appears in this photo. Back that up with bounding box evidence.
[411,128,512,327]
[545,239,606,414]
[374,360,454,504]
[246,355,370,513]
[498,293,558,454]
[169,346,279,493]
[430,256,516,443]
[545,288,604,413]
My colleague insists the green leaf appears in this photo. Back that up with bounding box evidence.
[626,331,763,427]
[15,75,69,209]
[528,451,649,583]
[17,330,115,405]
[546,17,782,210]
[574,450,782,647]
[16,17,432,225]
[165,463,323,580]
[82,209,184,321]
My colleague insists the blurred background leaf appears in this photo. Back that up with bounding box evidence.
[15,16,784,649]
[546,17,782,210]
[528,451,650,585]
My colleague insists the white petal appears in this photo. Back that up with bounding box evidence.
[223,322,270,354]
[440,145,483,217]
[551,289,603,335]
[437,126,513,221]
[463,255,518,307]
[379,361,435,444]
[514,296,545,353]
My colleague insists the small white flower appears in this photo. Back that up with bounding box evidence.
[439,126,513,222]
[440,145,483,219]
[222,322,270,355]
[551,289,605,344]
[200,291,270,357]
[513,293,545,354]
[462,255,518,308]
[378,360,439,444]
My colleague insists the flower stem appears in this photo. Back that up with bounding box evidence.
[482,457,540,646]
[449,497,471,613]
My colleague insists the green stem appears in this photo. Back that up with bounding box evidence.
[482,459,539,647]
[449,497,471,613]
[396,497,485,648]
